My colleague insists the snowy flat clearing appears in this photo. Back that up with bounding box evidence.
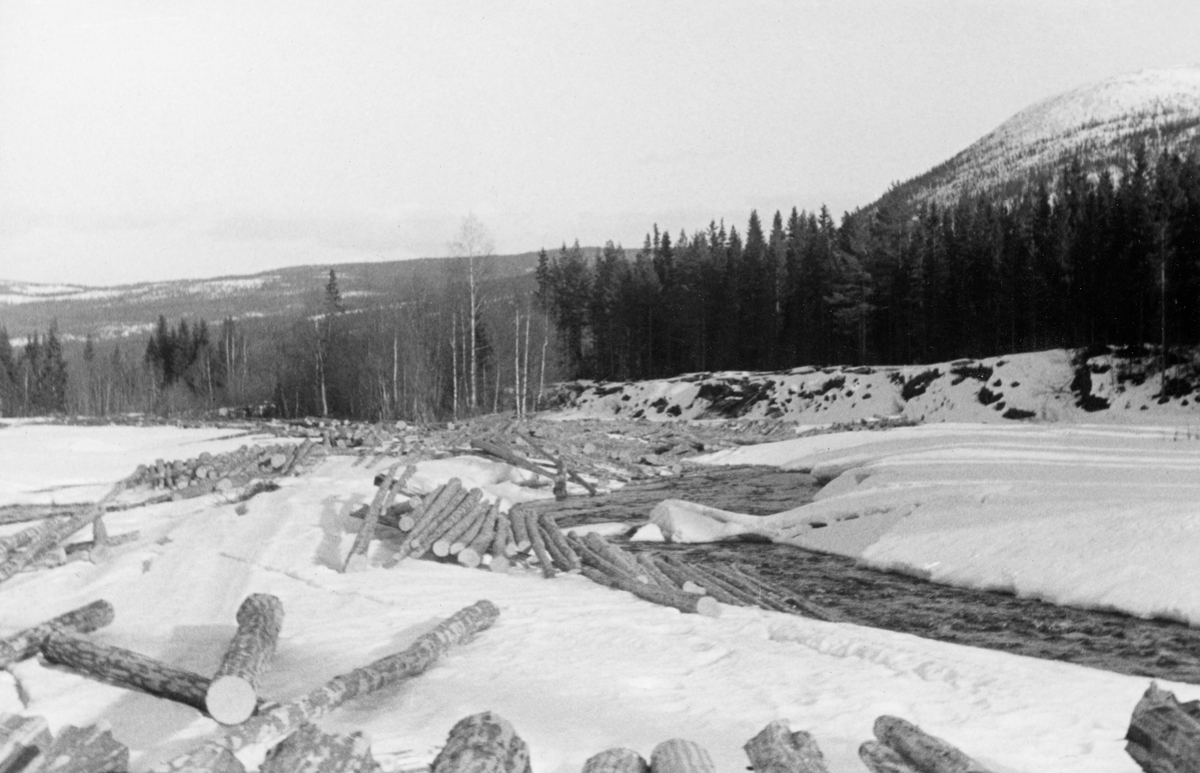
[2,421,1198,773]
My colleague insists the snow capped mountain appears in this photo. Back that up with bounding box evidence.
[879,66,1200,210]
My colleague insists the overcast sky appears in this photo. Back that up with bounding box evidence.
[1,1,1198,286]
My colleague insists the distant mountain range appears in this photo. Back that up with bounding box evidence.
[7,67,1200,340]
[0,252,544,340]
[873,66,1200,211]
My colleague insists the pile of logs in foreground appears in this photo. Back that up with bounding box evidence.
[126,439,322,501]
[0,595,499,773]
[346,468,830,621]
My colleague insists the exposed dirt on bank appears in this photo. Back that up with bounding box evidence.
[537,464,1200,685]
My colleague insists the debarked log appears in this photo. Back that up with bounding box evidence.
[430,712,531,773]
[0,599,115,669]
[150,599,501,773]
[744,720,830,773]
[206,594,285,725]
[41,630,218,714]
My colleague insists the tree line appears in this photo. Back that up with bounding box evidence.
[535,146,1200,380]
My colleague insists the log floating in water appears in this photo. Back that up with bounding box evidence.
[1125,682,1200,773]
[0,599,115,669]
[871,716,995,773]
[259,722,378,773]
[41,630,216,714]
[151,599,500,773]
[744,720,830,773]
[650,739,716,773]
[581,747,649,773]
[206,594,285,726]
[430,712,531,773]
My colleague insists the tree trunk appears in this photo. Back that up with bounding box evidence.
[581,748,649,773]
[872,716,995,773]
[514,307,522,418]
[1126,683,1200,773]
[859,742,919,773]
[41,631,218,714]
[580,567,720,618]
[469,439,557,485]
[469,259,478,412]
[431,712,530,773]
[0,599,115,669]
[206,594,285,726]
[260,723,378,773]
[650,739,715,773]
[151,600,500,773]
[522,312,531,416]
[744,720,830,773]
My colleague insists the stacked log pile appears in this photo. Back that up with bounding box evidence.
[124,440,321,500]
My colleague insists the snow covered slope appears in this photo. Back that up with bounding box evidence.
[2,423,1195,772]
[879,66,1200,209]
[557,346,1200,426]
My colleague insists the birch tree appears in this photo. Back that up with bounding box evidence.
[448,215,494,412]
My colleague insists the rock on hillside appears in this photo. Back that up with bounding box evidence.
[877,67,1200,210]
[556,346,1200,425]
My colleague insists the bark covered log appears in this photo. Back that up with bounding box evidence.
[744,720,829,773]
[581,747,649,773]
[490,511,515,558]
[1126,682,1200,773]
[0,599,115,669]
[459,504,501,568]
[206,594,285,725]
[41,630,216,714]
[582,534,646,581]
[649,739,715,773]
[406,486,476,560]
[634,553,677,589]
[260,722,378,773]
[433,497,489,558]
[508,507,532,553]
[30,723,130,773]
[580,567,720,618]
[525,510,557,579]
[0,485,121,585]
[859,741,920,773]
[872,716,995,773]
[430,711,531,773]
[344,465,408,573]
[567,533,638,582]
[450,502,492,556]
[537,514,579,572]
[151,599,500,773]
[470,439,557,485]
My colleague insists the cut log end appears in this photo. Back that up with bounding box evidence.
[206,675,259,726]
[695,597,721,618]
[489,555,511,574]
[343,553,370,574]
[457,548,482,569]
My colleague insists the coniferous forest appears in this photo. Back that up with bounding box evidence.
[1,148,1199,421]
[537,148,1200,380]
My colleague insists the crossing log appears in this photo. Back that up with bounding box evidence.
[0,599,115,669]
[41,630,215,714]
[538,514,579,572]
[744,720,829,773]
[430,712,531,773]
[206,594,285,725]
[150,599,500,773]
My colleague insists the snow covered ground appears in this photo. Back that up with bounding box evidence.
[1,420,1197,773]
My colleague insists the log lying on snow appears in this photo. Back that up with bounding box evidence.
[0,599,115,669]
[537,513,580,572]
[41,630,217,714]
[581,747,649,773]
[430,712,531,773]
[206,594,285,726]
[859,742,920,773]
[1125,682,1200,773]
[744,720,829,773]
[581,567,720,618]
[32,722,130,773]
[0,712,51,772]
[459,504,501,568]
[433,497,489,557]
[650,739,716,773]
[866,716,995,773]
[259,722,379,773]
[152,599,500,773]
[0,484,123,585]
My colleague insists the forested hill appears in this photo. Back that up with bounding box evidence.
[0,251,547,339]
[872,67,1200,213]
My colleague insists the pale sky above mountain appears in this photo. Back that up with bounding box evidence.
[1,0,1198,285]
